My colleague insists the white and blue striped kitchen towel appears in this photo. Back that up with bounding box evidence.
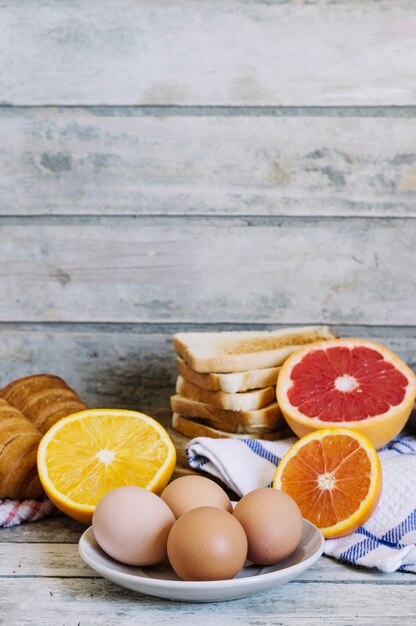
[186,434,416,573]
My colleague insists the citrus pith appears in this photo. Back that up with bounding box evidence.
[273,428,382,538]
[37,409,176,524]
[276,338,416,449]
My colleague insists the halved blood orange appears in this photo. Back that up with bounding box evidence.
[276,338,416,449]
[273,428,382,538]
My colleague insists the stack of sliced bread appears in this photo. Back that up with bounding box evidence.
[171,325,336,440]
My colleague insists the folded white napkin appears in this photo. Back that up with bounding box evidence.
[187,435,416,573]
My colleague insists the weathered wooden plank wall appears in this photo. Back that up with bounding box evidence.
[1,0,415,413]
[2,111,416,217]
[0,218,415,324]
[1,0,416,106]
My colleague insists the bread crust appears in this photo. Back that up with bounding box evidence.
[177,358,280,393]
[171,394,283,429]
[0,374,88,500]
[172,414,288,441]
[176,376,275,411]
[173,326,336,373]
[0,399,43,499]
[2,374,88,435]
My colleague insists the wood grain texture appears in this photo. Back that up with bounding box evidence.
[0,324,414,415]
[0,217,415,325]
[2,110,416,217]
[0,514,84,543]
[2,540,415,582]
[1,577,415,625]
[1,1,416,106]
[0,327,176,412]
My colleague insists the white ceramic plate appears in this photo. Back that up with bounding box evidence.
[78,518,324,602]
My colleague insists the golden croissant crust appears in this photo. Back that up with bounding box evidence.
[0,374,88,500]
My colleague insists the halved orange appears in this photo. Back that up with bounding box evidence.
[273,428,382,538]
[37,409,176,524]
[277,338,416,449]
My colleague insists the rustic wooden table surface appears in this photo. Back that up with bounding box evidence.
[1,504,415,625]
[1,419,415,625]
[1,519,415,626]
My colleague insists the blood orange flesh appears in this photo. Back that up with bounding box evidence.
[276,339,416,449]
[273,428,382,538]
[288,346,408,422]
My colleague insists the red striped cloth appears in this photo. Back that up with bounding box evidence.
[0,499,56,527]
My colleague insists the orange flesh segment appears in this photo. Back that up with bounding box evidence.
[278,434,372,529]
[44,414,171,506]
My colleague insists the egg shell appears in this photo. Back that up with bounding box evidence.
[233,488,303,565]
[92,486,175,566]
[167,506,248,581]
[161,475,232,518]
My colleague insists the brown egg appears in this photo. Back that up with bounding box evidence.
[92,486,175,566]
[160,475,232,518]
[167,506,248,580]
[233,488,303,565]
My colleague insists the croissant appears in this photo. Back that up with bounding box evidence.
[2,374,88,434]
[0,399,43,499]
[0,374,88,499]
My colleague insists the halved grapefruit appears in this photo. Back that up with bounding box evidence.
[276,338,416,449]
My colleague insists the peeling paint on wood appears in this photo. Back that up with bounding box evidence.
[0,218,414,325]
[1,112,416,217]
[1,1,416,106]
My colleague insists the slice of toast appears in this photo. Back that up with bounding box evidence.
[173,325,336,373]
[177,357,281,393]
[172,413,288,441]
[176,375,275,411]
[174,405,279,434]
[189,415,280,434]
[170,394,284,430]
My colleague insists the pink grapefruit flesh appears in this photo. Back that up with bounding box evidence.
[277,339,416,449]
